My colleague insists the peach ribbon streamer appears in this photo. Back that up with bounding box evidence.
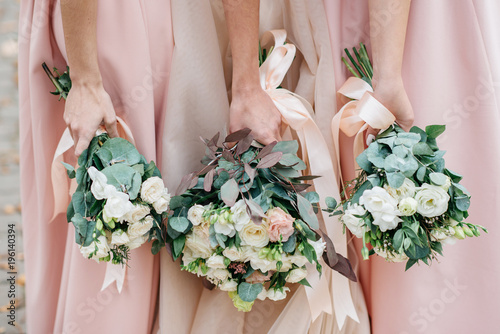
[260,30,359,328]
[51,117,134,293]
[331,77,395,183]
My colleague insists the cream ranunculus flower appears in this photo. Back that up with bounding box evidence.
[384,178,416,201]
[184,226,214,259]
[240,221,270,248]
[398,197,418,216]
[125,204,150,223]
[266,287,290,301]
[231,200,251,231]
[110,229,130,246]
[80,235,110,262]
[341,203,367,238]
[127,215,154,240]
[88,166,117,200]
[219,279,238,292]
[153,188,171,214]
[140,176,165,204]
[126,235,148,250]
[374,247,408,262]
[103,191,134,221]
[360,187,402,232]
[415,184,450,217]
[187,204,206,226]
[286,268,308,283]
[206,254,227,269]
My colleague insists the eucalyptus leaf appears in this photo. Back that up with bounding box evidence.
[169,217,190,233]
[386,171,405,188]
[172,235,186,260]
[282,233,297,253]
[410,126,428,142]
[413,142,434,156]
[455,196,471,211]
[416,166,427,182]
[221,178,239,206]
[325,197,338,210]
[304,191,320,204]
[237,282,263,302]
[429,172,448,186]
[62,162,76,179]
[351,181,373,204]
[394,132,421,147]
[393,145,409,158]
[279,153,306,170]
[97,137,142,166]
[400,156,419,177]
[297,194,319,230]
[355,150,372,172]
[425,125,446,139]
[213,171,230,189]
[101,164,141,199]
[272,140,299,155]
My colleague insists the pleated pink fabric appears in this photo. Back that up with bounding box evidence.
[18,0,173,332]
[324,1,500,333]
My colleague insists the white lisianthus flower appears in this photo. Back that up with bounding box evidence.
[111,229,130,246]
[128,215,154,240]
[398,197,418,216]
[286,268,308,283]
[125,204,150,223]
[231,200,251,231]
[88,167,117,200]
[373,247,408,263]
[223,246,247,262]
[249,254,276,273]
[257,288,268,301]
[240,221,270,248]
[430,229,448,242]
[214,211,236,237]
[288,254,309,267]
[187,204,206,226]
[153,188,171,214]
[140,176,165,204]
[384,178,416,201]
[440,176,452,191]
[219,279,238,292]
[103,192,134,221]
[279,257,293,272]
[342,203,367,238]
[206,254,227,269]
[207,268,231,282]
[126,235,148,250]
[445,218,460,227]
[415,184,450,217]
[181,248,197,266]
[308,238,326,258]
[360,187,402,232]
[185,226,213,259]
[80,235,110,262]
[267,287,290,301]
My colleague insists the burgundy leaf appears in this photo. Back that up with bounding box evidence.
[202,278,216,290]
[208,132,220,148]
[222,149,236,163]
[292,175,322,181]
[203,168,215,192]
[199,136,209,145]
[221,178,240,207]
[176,172,196,195]
[188,175,199,189]
[235,133,254,156]
[329,253,357,282]
[197,163,216,177]
[224,128,252,143]
[244,163,256,183]
[255,141,278,160]
[319,230,339,268]
[256,151,283,169]
[282,183,311,192]
[245,198,266,224]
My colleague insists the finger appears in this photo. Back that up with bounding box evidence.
[104,114,119,138]
[74,133,93,157]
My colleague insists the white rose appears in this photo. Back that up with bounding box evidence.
[126,235,148,250]
[223,246,247,262]
[308,238,326,258]
[360,187,402,232]
[267,287,290,301]
[214,211,236,237]
[206,254,227,269]
[342,203,367,238]
[207,268,231,282]
[398,197,418,216]
[231,200,251,231]
[240,221,270,248]
[140,176,165,204]
[153,189,171,214]
[187,205,206,226]
[88,167,117,200]
[103,192,134,220]
[111,229,130,246]
[257,288,268,301]
[286,268,308,283]
[125,204,150,223]
[384,178,416,201]
[219,279,238,292]
[185,226,214,259]
[415,184,450,217]
[128,215,154,239]
[373,247,408,263]
[80,235,110,262]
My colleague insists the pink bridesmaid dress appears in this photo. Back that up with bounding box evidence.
[18,0,173,332]
[324,0,500,333]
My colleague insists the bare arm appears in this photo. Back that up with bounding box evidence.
[369,0,414,131]
[61,0,118,156]
[223,0,282,145]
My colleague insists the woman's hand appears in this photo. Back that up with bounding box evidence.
[229,87,282,145]
[373,78,414,131]
[64,81,118,156]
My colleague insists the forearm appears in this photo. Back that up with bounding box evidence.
[222,0,260,93]
[369,0,411,85]
[61,0,101,85]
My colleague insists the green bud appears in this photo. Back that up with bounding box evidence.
[462,225,474,237]
[371,230,377,240]
[108,220,115,229]
[258,248,270,258]
[100,255,111,262]
[454,226,466,240]
[274,252,282,261]
[361,247,370,260]
[376,229,382,239]
[210,214,218,224]
[472,228,480,237]
[96,219,103,231]
[375,239,382,248]
[364,232,371,244]
[92,232,96,238]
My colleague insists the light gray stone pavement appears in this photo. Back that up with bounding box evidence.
[0,0,26,333]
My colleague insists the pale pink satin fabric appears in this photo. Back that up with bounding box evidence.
[324,1,500,333]
[18,0,173,332]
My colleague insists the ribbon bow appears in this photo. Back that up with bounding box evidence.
[331,77,395,182]
[51,117,134,293]
[260,30,359,328]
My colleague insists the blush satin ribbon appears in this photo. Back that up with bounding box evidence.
[50,117,134,293]
[260,30,359,328]
[331,77,395,186]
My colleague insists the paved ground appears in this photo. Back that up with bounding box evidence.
[0,0,26,333]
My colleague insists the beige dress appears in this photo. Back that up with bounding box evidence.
[159,1,370,333]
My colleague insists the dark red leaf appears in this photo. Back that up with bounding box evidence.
[256,151,283,169]
[235,133,254,156]
[282,183,311,192]
[244,163,256,183]
[320,230,339,267]
[176,172,196,195]
[329,253,357,282]
[222,149,236,163]
[245,198,266,224]
[208,132,220,148]
[293,175,322,181]
[204,168,215,192]
[255,141,277,160]
[224,128,252,143]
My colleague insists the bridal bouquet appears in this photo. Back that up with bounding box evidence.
[327,45,487,270]
[44,63,168,264]
[167,129,354,311]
